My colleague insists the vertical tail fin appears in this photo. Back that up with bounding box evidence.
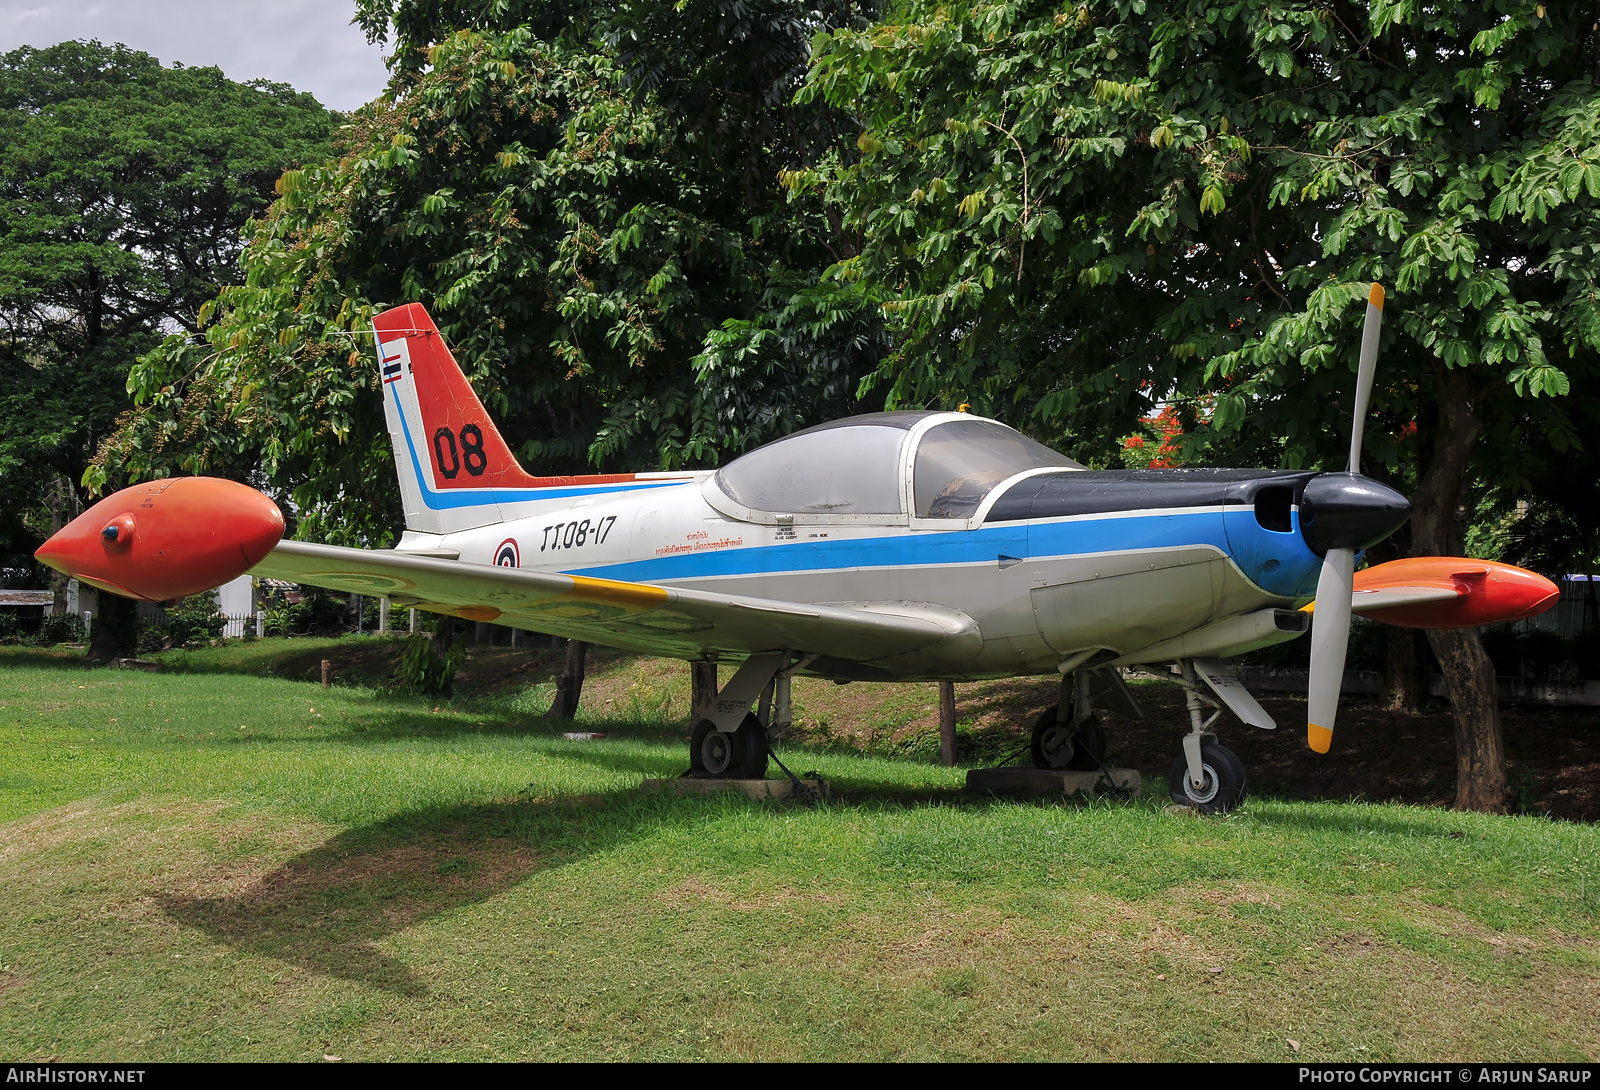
[373,303,676,536]
[374,303,545,534]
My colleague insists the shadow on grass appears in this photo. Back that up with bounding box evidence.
[329,705,692,748]
[151,747,1042,994]
[156,790,707,995]
[1243,799,1482,839]
[0,647,98,670]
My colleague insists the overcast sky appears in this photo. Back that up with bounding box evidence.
[0,0,389,110]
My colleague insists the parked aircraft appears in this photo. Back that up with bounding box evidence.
[37,285,1559,812]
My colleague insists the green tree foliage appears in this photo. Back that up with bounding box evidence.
[804,1,1597,464]
[0,40,336,570]
[397,623,466,697]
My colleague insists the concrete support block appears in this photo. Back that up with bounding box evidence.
[966,766,1140,798]
[640,777,829,801]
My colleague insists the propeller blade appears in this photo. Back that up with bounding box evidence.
[1308,281,1385,752]
[1307,546,1356,753]
[1348,282,1384,473]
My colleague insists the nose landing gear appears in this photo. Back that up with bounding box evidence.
[1165,659,1249,815]
[1167,738,1246,814]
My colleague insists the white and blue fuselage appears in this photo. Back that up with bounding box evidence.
[387,403,1335,681]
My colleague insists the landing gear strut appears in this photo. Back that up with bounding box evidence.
[1165,659,1247,814]
[687,650,815,780]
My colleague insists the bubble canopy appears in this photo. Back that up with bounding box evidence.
[913,417,1083,518]
[708,412,1081,523]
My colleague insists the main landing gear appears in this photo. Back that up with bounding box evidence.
[687,650,815,782]
[1029,672,1107,771]
[690,714,769,779]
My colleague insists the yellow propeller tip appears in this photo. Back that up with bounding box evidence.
[1369,282,1385,310]
[1308,724,1333,754]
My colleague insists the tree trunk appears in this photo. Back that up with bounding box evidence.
[88,593,138,660]
[690,661,717,723]
[1410,363,1507,812]
[1427,626,1509,811]
[1382,627,1424,714]
[938,680,957,766]
[547,639,587,719]
[431,618,455,660]
[1367,535,1423,714]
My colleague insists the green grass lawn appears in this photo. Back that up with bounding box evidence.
[1,642,1597,1061]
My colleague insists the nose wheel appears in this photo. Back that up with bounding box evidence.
[1167,740,1246,814]
[1163,658,1250,815]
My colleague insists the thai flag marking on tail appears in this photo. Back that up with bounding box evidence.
[380,338,408,384]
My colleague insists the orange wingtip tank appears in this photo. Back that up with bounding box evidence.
[1355,557,1559,629]
[35,477,284,602]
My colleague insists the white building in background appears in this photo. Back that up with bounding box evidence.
[217,574,253,637]
[67,573,260,637]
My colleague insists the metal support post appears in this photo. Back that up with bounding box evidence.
[938,680,957,766]
[773,673,792,735]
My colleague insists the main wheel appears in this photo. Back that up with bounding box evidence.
[1167,741,1247,815]
[1030,705,1107,770]
[690,714,769,779]
[732,715,769,779]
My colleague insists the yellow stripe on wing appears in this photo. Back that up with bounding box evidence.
[562,575,671,612]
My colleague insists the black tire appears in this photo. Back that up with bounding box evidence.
[689,714,769,779]
[732,714,769,779]
[1029,705,1107,770]
[690,718,735,777]
[1167,741,1247,815]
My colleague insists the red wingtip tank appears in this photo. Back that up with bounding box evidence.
[1355,557,1560,629]
[35,478,284,602]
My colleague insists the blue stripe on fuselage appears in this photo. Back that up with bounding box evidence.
[576,511,1208,580]
[387,383,689,508]
[573,508,1324,601]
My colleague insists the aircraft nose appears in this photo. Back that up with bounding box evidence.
[1300,472,1411,555]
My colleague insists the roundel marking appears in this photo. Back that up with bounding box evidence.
[495,538,520,568]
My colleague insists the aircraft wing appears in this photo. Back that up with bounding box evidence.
[251,540,979,663]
